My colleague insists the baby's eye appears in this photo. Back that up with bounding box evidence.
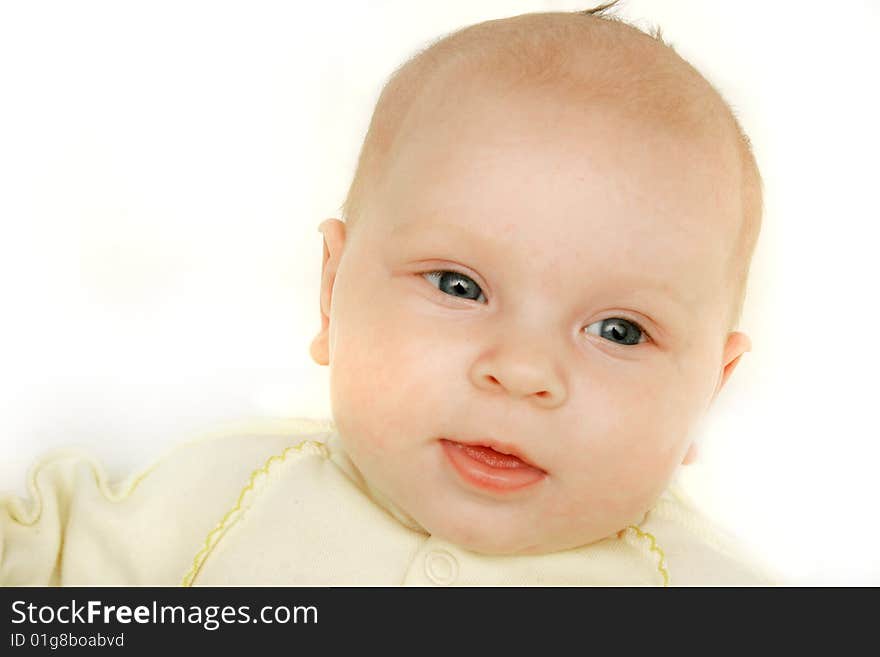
[585,318,647,346]
[422,271,646,346]
[422,270,486,303]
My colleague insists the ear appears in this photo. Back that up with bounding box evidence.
[681,442,698,465]
[309,219,347,366]
[711,331,752,404]
[681,331,752,466]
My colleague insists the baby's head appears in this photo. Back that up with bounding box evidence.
[309,6,762,555]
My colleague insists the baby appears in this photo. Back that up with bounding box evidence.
[1,6,774,586]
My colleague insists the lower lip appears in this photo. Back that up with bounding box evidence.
[440,439,547,492]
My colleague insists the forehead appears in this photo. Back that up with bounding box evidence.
[373,87,740,310]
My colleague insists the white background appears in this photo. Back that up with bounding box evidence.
[1,0,877,585]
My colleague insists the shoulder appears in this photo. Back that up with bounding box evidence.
[128,417,336,498]
[180,419,357,586]
[131,416,338,541]
[639,484,782,586]
[140,416,338,586]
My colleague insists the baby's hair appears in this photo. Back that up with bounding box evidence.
[339,1,763,333]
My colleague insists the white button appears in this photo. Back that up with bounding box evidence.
[424,549,458,585]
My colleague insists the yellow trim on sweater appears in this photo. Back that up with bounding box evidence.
[618,522,670,587]
[181,439,328,587]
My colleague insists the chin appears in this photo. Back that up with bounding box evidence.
[439,522,619,556]
[428,522,548,556]
[450,535,584,556]
[449,537,536,556]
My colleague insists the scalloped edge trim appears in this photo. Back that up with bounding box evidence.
[180,439,329,587]
[616,521,670,587]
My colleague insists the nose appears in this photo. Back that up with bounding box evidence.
[469,338,567,408]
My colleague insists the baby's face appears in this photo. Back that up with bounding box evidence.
[314,86,750,554]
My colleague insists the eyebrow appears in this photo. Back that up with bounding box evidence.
[389,220,691,316]
[390,220,495,248]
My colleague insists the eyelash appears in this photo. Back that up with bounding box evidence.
[420,269,651,346]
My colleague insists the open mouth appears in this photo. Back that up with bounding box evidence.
[440,438,547,492]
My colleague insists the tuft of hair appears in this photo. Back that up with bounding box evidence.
[338,0,762,334]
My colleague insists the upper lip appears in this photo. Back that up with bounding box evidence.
[442,437,547,472]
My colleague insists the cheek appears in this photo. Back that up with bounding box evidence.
[328,268,456,450]
[638,353,713,439]
[562,354,712,489]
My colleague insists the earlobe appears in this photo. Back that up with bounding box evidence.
[309,219,347,367]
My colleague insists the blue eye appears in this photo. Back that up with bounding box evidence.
[422,270,486,303]
[422,270,647,346]
[585,318,647,346]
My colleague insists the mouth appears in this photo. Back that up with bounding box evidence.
[439,438,547,493]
